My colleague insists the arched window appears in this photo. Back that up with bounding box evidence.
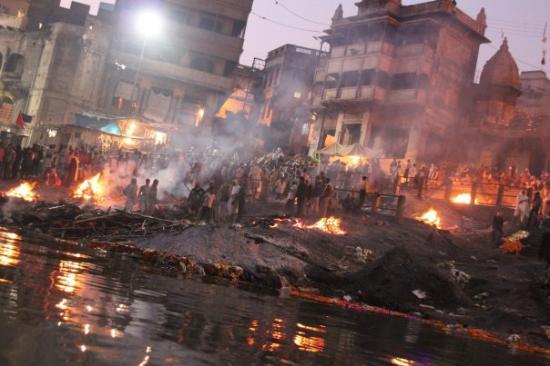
[4,53,24,75]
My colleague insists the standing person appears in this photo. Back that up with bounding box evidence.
[0,143,5,178]
[227,179,241,222]
[417,166,427,199]
[66,151,80,187]
[528,192,542,228]
[3,144,15,179]
[138,179,151,212]
[310,176,324,217]
[295,177,307,217]
[358,176,368,208]
[146,179,159,215]
[12,145,23,180]
[199,186,216,223]
[123,178,138,212]
[188,182,205,216]
[492,211,505,246]
[514,190,530,225]
[320,178,334,217]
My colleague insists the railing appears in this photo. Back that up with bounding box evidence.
[335,188,406,218]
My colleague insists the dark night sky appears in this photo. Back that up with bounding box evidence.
[62,0,549,76]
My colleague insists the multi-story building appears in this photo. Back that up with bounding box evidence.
[100,0,253,137]
[0,0,253,148]
[260,44,326,152]
[518,70,550,121]
[309,0,489,162]
[0,1,109,145]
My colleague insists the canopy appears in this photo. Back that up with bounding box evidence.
[341,143,382,158]
[318,143,347,156]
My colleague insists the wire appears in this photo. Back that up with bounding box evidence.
[485,43,542,70]
[251,12,323,33]
[273,0,330,27]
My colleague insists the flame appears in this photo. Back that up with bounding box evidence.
[5,182,38,202]
[74,174,104,201]
[417,208,441,228]
[452,193,479,205]
[293,217,346,235]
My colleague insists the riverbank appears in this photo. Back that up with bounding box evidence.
[3,195,549,353]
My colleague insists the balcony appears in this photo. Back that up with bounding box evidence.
[321,86,385,104]
[111,51,233,92]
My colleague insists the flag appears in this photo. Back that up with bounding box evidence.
[16,112,24,128]
[16,112,32,129]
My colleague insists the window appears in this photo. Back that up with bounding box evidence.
[375,71,391,88]
[224,61,237,77]
[360,69,375,86]
[232,20,246,38]
[199,15,223,33]
[4,53,24,76]
[340,71,359,88]
[340,124,361,145]
[391,73,418,90]
[325,73,340,89]
[190,55,215,73]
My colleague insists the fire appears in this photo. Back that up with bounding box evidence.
[452,193,479,205]
[294,216,346,235]
[417,208,441,228]
[74,174,104,201]
[5,182,38,202]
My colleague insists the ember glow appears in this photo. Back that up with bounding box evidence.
[452,193,479,205]
[294,217,346,235]
[416,208,441,228]
[5,182,38,202]
[74,174,104,201]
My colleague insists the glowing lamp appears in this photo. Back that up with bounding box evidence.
[135,10,163,39]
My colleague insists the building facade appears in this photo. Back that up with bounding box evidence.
[100,0,253,138]
[0,0,253,148]
[260,44,325,152]
[309,0,488,162]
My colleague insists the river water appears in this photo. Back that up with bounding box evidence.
[0,230,548,366]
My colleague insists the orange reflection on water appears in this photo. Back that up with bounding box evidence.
[0,232,21,267]
[293,322,326,353]
[56,260,84,294]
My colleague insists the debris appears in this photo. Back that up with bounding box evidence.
[542,326,550,340]
[506,334,521,343]
[419,304,435,310]
[412,289,427,300]
[343,295,352,302]
[354,247,375,263]
[473,292,489,300]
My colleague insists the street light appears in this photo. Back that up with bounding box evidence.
[135,9,163,39]
[131,9,164,113]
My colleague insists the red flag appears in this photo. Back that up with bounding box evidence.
[16,112,24,129]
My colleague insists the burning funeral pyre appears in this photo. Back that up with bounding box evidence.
[73,174,104,202]
[416,208,441,229]
[452,193,479,205]
[5,182,39,202]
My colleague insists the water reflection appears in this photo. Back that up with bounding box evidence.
[0,231,20,268]
[0,229,547,366]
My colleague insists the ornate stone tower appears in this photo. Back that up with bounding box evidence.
[475,38,521,127]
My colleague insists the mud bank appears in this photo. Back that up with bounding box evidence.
[130,213,550,349]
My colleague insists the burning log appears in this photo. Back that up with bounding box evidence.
[416,208,441,229]
[5,182,39,202]
[293,217,346,235]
